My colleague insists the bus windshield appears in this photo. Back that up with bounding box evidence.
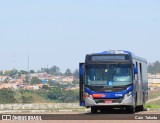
[85,64,132,86]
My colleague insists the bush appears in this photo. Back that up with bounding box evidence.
[0,88,17,103]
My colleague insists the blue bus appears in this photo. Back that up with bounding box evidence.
[79,50,148,113]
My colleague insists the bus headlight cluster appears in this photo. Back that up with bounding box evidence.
[84,93,93,99]
[89,94,93,99]
[124,91,132,99]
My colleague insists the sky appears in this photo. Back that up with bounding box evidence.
[0,0,160,72]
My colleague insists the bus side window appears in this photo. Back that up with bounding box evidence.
[139,63,142,82]
[136,62,138,81]
[133,64,135,79]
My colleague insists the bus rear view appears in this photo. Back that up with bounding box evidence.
[79,50,148,113]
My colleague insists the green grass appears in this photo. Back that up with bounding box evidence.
[14,90,160,105]
[15,91,54,103]
[146,91,160,108]
[145,104,160,108]
[26,93,52,103]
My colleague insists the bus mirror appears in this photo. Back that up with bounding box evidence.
[134,67,138,74]
[80,64,85,78]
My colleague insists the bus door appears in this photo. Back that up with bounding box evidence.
[79,63,85,106]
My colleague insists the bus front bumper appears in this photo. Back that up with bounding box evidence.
[85,95,134,107]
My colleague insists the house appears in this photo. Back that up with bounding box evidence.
[35,84,44,89]
[0,83,18,89]
[62,76,74,83]
[148,73,160,90]
[24,85,39,90]
[0,76,8,82]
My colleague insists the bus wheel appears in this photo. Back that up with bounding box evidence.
[139,94,145,111]
[139,104,144,111]
[91,107,98,113]
[130,106,135,113]
[129,94,137,113]
[125,106,135,113]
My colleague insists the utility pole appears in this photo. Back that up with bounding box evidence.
[28,55,30,85]
[13,52,15,70]
[28,55,30,73]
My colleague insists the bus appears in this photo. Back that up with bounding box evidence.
[79,50,148,113]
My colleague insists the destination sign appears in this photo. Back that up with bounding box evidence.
[91,55,128,61]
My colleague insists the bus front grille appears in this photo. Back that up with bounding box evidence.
[94,98,123,104]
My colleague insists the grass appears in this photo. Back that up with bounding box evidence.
[146,91,160,108]
[148,91,160,100]
[17,90,80,103]
[145,104,160,108]
[146,99,160,107]
[15,91,56,103]
[27,93,52,103]
[14,90,160,107]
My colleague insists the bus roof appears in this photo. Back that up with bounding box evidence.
[87,50,147,63]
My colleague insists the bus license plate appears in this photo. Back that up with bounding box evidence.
[104,100,112,103]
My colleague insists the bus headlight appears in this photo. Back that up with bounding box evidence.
[84,93,93,99]
[124,91,132,99]
[89,95,93,99]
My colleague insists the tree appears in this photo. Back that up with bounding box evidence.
[19,70,28,75]
[47,87,61,100]
[40,65,61,75]
[30,77,42,85]
[64,68,72,76]
[42,85,49,90]
[41,68,49,73]
[49,65,60,75]
[148,61,160,74]
[0,88,17,103]
[48,79,57,86]
[3,69,18,78]
[24,75,30,83]
[30,70,35,73]
[58,89,79,103]
[0,71,3,76]
[21,96,33,103]
[72,80,79,85]
[73,69,79,79]
[3,77,10,83]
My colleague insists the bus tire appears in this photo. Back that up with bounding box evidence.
[130,105,135,113]
[129,95,136,113]
[139,93,145,111]
[139,104,144,111]
[139,96,145,111]
[91,107,98,113]
[125,106,135,113]
[126,106,135,113]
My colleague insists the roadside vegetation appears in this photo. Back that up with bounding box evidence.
[148,91,160,100]
[0,65,79,104]
[0,82,79,104]
[145,104,160,109]
[145,91,160,108]
[0,62,160,107]
[148,61,160,74]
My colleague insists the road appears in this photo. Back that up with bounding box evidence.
[0,110,160,123]
[0,109,160,120]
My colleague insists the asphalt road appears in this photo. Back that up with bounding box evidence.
[40,112,160,120]
[0,109,160,121]
[0,110,160,123]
